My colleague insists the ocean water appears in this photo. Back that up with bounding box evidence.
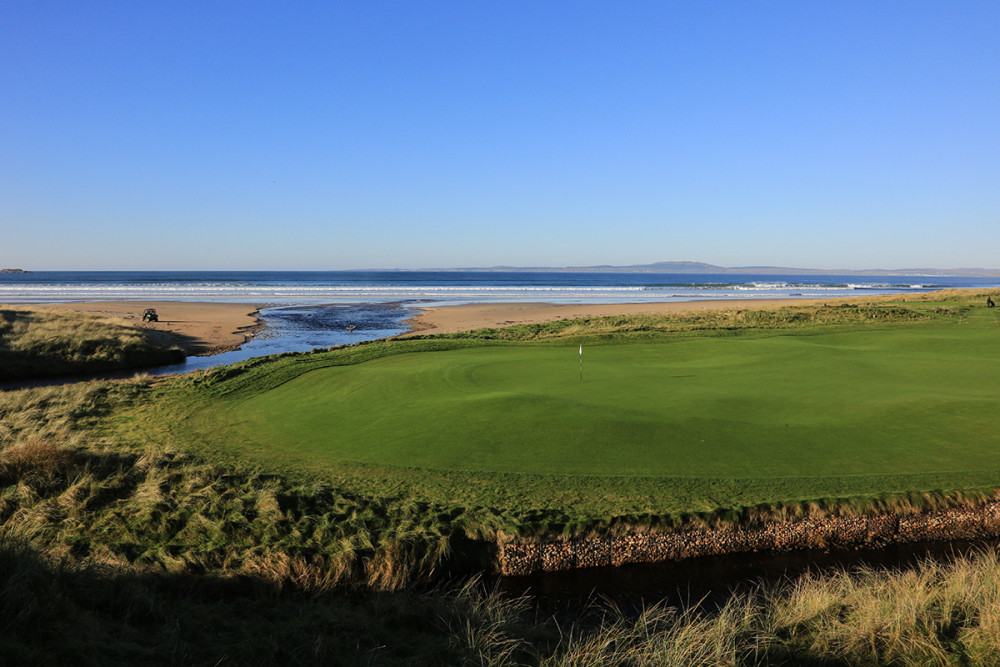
[4,270,999,377]
[3,270,998,305]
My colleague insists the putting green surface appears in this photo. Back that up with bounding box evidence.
[175,311,1000,481]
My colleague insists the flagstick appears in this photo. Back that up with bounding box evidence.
[579,344,583,382]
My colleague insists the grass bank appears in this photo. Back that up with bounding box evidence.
[0,306,185,380]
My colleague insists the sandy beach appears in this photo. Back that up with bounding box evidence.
[25,301,262,356]
[402,298,824,336]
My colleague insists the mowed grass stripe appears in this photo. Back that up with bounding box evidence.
[191,313,1000,478]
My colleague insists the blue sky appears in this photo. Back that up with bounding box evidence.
[2,1,998,270]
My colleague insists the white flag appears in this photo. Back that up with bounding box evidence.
[579,345,582,356]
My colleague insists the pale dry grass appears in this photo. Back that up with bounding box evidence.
[0,306,183,379]
[762,549,1000,665]
[0,438,75,480]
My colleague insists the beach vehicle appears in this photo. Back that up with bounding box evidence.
[142,308,158,322]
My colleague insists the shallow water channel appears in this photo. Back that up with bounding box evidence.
[150,301,413,373]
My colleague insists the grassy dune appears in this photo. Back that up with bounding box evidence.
[0,306,185,380]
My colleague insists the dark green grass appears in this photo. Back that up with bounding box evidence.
[112,300,1000,525]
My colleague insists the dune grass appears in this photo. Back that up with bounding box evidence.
[422,298,949,341]
[0,306,185,380]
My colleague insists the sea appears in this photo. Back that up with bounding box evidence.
[3,270,999,375]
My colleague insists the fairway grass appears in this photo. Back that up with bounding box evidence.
[114,299,1000,529]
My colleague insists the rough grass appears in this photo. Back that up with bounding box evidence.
[6,533,1000,665]
[0,382,476,591]
[0,537,531,666]
[0,445,463,591]
[537,547,1000,665]
[0,306,185,380]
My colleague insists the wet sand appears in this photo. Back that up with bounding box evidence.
[24,301,262,355]
[402,298,824,336]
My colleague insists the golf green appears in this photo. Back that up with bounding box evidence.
[197,313,1000,479]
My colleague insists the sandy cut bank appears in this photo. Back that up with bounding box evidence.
[402,298,828,336]
[26,301,262,356]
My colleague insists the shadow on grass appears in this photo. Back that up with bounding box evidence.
[0,538,510,666]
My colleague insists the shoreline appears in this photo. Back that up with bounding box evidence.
[17,295,901,358]
[18,289,985,360]
[20,301,263,356]
[18,298,835,354]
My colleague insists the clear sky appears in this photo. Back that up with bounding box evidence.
[2,1,998,271]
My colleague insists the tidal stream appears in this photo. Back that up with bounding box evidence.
[0,302,414,390]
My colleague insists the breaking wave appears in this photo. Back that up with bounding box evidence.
[0,271,986,306]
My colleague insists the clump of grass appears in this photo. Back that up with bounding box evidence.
[546,597,766,666]
[0,307,185,380]
[761,548,1000,664]
[535,547,1000,665]
[0,389,468,591]
[0,439,75,483]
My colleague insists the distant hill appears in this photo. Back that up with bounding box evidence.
[448,262,1000,277]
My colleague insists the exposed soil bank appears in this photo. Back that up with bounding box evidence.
[499,501,1000,575]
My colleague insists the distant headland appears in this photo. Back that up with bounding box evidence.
[0,268,30,273]
[439,261,1000,277]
